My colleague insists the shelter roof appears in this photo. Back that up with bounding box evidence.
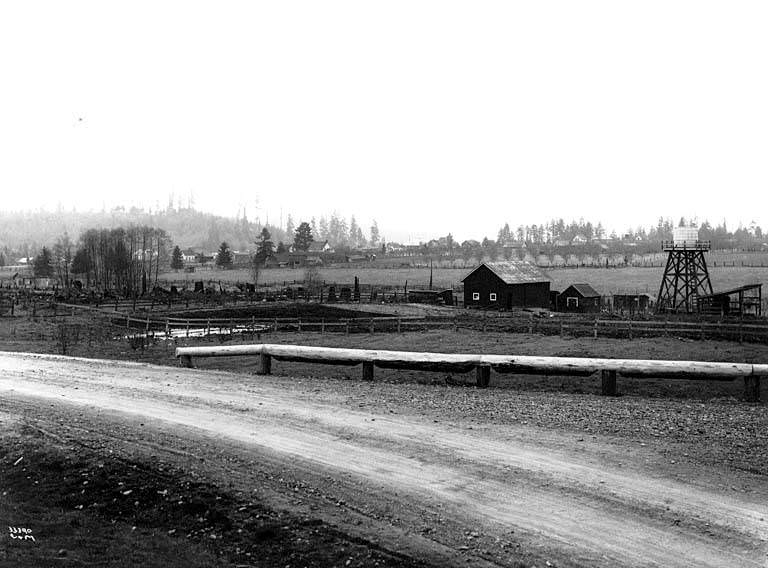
[698,283,762,299]
[566,283,601,297]
[462,261,550,285]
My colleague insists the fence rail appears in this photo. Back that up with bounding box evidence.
[19,303,768,344]
[175,343,764,402]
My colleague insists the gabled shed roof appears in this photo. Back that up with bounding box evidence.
[565,283,601,297]
[462,261,550,285]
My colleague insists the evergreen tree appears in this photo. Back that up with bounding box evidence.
[369,220,380,247]
[349,216,359,248]
[285,215,295,238]
[256,228,274,260]
[276,241,286,254]
[215,242,233,268]
[293,222,314,251]
[171,245,184,269]
[33,247,54,278]
[318,216,329,241]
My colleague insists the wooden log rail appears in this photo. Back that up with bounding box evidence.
[175,344,765,402]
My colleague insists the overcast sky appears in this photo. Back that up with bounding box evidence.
[1,1,767,242]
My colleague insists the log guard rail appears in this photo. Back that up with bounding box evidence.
[175,344,764,402]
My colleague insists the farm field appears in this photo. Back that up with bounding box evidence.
[159,264,768,298]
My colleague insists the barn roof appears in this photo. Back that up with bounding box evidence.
[462,261,550,285]
[565,283,601,297]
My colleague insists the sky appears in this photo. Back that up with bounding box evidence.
[1,1,767,243]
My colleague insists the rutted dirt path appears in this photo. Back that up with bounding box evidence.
[0,351,766,567]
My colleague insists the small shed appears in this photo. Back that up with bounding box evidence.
[407,289,454,305]
[697,284,762,317]
[558,283,601,313]
[613,293,651,315]
[462,261,550,309]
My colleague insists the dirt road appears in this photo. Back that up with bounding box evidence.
[1,351,766,567]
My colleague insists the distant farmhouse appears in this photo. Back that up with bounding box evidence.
[462,261,551,309]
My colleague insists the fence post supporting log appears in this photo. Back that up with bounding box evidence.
[744,375,761,402]
[180,354,194,368]
[475,364,491,388]
[362,361,374,381]
[258,353,272,375]
[601,370,618,396]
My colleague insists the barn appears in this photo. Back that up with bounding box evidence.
[462,261,550,309]
[557,283,601,313]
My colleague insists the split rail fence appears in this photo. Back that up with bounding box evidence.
[21,303,768,344]
[175,343,764,402]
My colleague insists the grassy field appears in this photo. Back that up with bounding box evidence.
[159,264,768,297]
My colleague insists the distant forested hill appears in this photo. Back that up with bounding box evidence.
[0,207,286,254]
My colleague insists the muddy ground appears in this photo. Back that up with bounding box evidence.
[0,312,767,567]
[0,347,766,567]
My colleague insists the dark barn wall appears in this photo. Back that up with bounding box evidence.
[507,282,550,309]
[463,265,508,308]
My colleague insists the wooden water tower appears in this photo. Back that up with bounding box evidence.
[656,226,713,313]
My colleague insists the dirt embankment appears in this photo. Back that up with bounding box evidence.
[0,352,766,567]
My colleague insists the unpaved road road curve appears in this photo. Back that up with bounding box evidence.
[1,352,766,567]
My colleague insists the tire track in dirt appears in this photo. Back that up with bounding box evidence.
[1,352,766,567]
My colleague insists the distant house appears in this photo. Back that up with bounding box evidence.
[461,261,551,309]
[347,254,373,263]
[232,251,252,266]
[307,240,334,254]
[571,235,588,246]
[181,250,197,264]
[557,283,601,313]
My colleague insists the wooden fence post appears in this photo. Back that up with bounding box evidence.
[362,361,374,381]
[369,318,374,334]
[397,317,401,333]
[258,353,272,375]
[321,319,325,334]
[345,320,350,334]
[475,364,491,388]
[180,354,194,368]
[628,320,633,340]
[601,370,618,396]
[744,375,761,402]
[593,318,598,339]
[186,320,190,338]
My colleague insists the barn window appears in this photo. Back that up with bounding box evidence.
[472,292,480,301]
[567,297,578,308]
[490,293,497,301]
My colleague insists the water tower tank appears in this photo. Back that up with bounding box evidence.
[672,226,699,246]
